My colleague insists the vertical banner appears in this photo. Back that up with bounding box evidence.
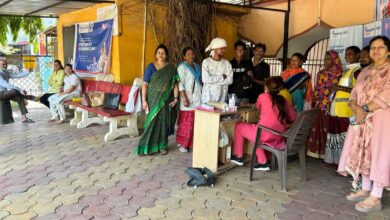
[73,19,114,75]
[363,20,382,46]
[328,25,363,65]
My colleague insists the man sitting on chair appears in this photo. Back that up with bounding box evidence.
[0,59,35,123]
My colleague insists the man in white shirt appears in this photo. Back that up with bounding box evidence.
[201,37,233,103]
[0,59,35,123]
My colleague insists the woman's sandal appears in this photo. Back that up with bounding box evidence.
[355,196,382,213]
[346,190,370,202]
[22,118,35,123]
[160,150,168,155]
[55,120,65,124]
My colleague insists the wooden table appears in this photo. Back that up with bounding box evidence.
[192,107,259,174]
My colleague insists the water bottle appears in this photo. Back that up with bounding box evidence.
[228,94,236,108]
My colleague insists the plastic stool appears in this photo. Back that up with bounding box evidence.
[0,100,14,124]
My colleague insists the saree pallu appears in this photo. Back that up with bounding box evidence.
[135,64,179,155]
[284,71,312,112]
[176,110,195,148]
[324,115,349,164]
[306,110,329,159]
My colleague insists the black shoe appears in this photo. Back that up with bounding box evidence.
[24,95,36,101]
[231,155,244,166]
[254,163,270,171]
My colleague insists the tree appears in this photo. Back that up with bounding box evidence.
[0,16,43,45]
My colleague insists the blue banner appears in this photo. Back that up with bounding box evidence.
[73,19,113,74]
[382,18,390,39]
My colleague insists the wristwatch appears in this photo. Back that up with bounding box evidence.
[362,104,369,113]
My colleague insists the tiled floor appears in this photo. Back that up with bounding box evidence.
[0,102,388,219]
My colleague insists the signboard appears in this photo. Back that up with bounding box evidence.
[73,19,114,75]
[328,25,363,65]
[376,0,390,20]
[363,20,382,46]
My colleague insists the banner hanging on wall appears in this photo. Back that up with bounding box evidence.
[328,25,363,65]
[73,19,114,75]
[376,0,390,20]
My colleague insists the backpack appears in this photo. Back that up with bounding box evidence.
[185,167,216,188]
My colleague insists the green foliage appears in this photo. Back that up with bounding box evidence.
[0,16,43,45]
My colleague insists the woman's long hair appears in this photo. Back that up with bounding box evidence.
[266,76,287,124]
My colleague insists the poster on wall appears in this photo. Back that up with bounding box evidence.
[381,18,390,38]
[97,5,120,36]
[363,20,382,46]
[73,19,114,75]
[328,25,363,65]
[376,0,390,20]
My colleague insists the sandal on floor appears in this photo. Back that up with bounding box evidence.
[22,118,35,123]
[355,196,382,213]
[160,150,168,155]
[55,120,65,124]
[346,190,370,201]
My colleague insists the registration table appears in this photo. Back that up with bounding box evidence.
[192,107,259,174]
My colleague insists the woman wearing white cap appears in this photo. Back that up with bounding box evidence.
[201,37,233,103]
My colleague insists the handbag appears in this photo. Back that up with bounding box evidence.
[103,93,121,109]
[88,92,105,107]
[219,128,229,148]
[81,93,91,106]
[185,167,215,188]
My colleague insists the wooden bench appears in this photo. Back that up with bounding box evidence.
[67,79,139,141]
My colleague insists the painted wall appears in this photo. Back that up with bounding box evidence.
[240,0,375,56]
[57,1,244,84]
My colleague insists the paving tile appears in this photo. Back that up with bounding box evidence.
[220,208,248,219]
[192,208,221,219]
[3,211,37,220]
[154,196,181,209]
[30,200,62,217]
[231,198,257,210]
[206,198,233,211]
[3,200,37,215]
[110,204,140,219]
[217,189,243,201]
[55,203,88,216]
[54,192,84,205]
[180,197,206,210]
[82,204,113,218]
[170,188,194,199]
[138,206,166,219]
[276,211,303,220]
[302,211,332,220]
[104,195,130,207]
[165,207,193,220]
[241,190,269,203]
[79,194,108,206]
[0,211,10,219]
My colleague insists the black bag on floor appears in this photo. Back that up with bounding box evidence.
[185,167,215,188]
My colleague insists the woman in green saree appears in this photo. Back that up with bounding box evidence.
[136,44,180,155]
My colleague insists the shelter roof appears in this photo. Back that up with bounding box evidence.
[0,0,115,18]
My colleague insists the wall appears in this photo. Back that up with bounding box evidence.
[240,0,375,56]
[57,1,245,84]
[57,3,123,81]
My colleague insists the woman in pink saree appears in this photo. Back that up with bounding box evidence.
[338,36,390,213]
